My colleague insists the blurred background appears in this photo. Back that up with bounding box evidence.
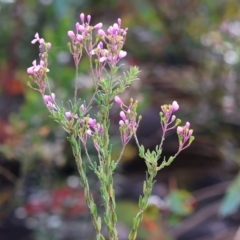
[1,0,240,239]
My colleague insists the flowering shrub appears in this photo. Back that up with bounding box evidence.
[27,13,194,240]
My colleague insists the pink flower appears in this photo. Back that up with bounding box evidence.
[120,111,126,121]
[31,33,45,45]
[119,120,124,126]
[119,50,127,59]
[114,96,123,105]
[76,34,83,42]
[65,112,72,118]
[80,104,85,113]
[80,13,85,23]
[177,126,183,133]
[94,23,103,29]
[98,29,106,37]
[68,31,75,38]
[88,118,96,127]
[172,101,179,112]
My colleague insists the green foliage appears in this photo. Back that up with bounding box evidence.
[219,173,240,217]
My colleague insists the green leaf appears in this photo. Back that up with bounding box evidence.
[219,174,240,217]
[97,216,101,231]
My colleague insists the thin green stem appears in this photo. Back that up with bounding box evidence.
[69,136,104,240]
[74,65,79,104]
[129,165,157,240]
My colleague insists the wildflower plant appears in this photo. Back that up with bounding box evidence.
[27,13,194,240]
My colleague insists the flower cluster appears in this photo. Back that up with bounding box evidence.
[27,33,51,94]
[78,116,104,151]
[67,12,128,79]
[160,101,180,132]
[67,13,103,66]
[115,96,140,146]
[177,122,194,151]
[93,18,128,67]
[43,93,56,110]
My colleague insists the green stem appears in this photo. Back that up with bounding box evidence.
[129,165,157,240]
[69,136,104,240]
[74,65,79,104]
[96,72,118,239]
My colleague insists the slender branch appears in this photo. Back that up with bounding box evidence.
[69,136,104,239]
[74,65,79,104]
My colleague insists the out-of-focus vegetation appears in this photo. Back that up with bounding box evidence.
[1,0,240,239]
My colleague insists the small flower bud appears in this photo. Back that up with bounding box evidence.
[76,24,85,32]
[113,23,119,30]
[76,34,83,42]
[27,67,34,75]
[119,120,124,126]
[114,96,123,105]
[120,111,126,121]
[51,93,55,101]
[177,126,183,133]
[86,129,92,136]
[172,101,179,112]
[87,15,91,23]
[43,95,50,103]
[118,18,121,26]
[94,23,103,29]
[80,13,85,23]
[88,118,96,127]
[171,115,176,122]
[68,31,75,38]
[98,29,106,37]
[185,122,190,128]
[65,112,72,118]
[119,50,127,59]
[80,104,85,113]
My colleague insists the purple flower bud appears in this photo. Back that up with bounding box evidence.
[86,129,92,136]
[98,29,106,37]
[88,118,96,127]
[76,24,85,32]
[51,93,55,101]
[177,126,183,133]
[80,13,85,23]
[185,122,190,128]
[98,42,103,49]
[171,115,176,122]
[46,42,51,50]
[43,95,50,103]
[119,50,127,59]
[99,57,107,62]
[80,104,85,112]
[119,120,124,126]
[120,111,126,121]
[65,111,72,118]
[118,18,121,26]
[68,31,75,38]
[76,34,83,42]
[27,67,34,75]
[94,23,103,29]
[39,38,45,45]
[172,101,179,112]
[113,23,119,30]
[114,96,123,105]
[87,15,91,23]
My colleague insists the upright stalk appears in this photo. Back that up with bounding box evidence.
[69,136,104,240]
